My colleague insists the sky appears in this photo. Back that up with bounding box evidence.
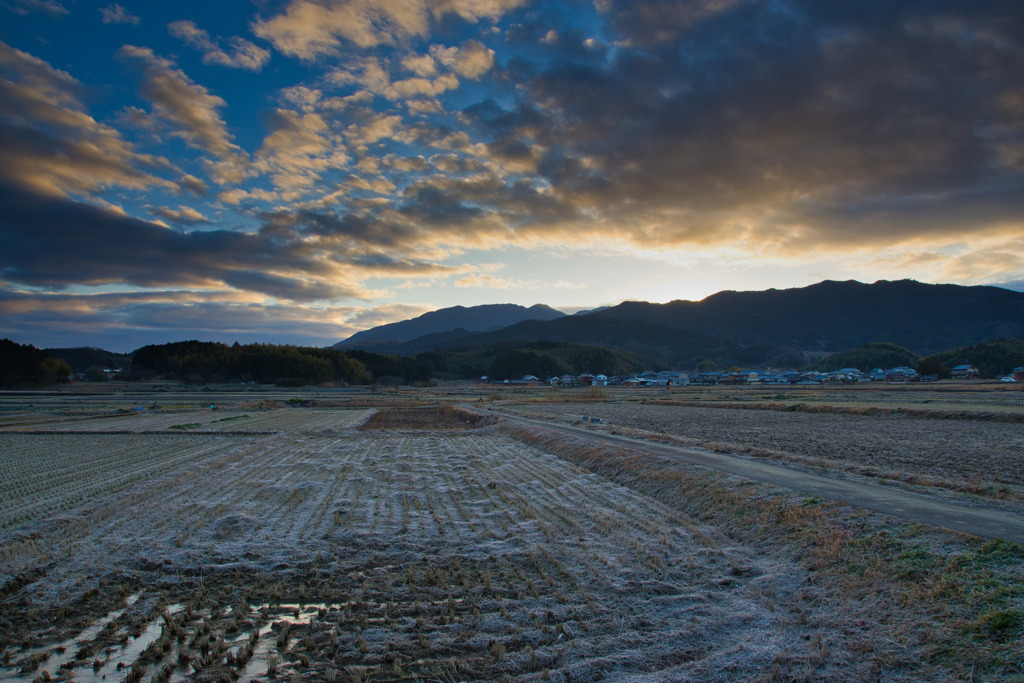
[2,0,1024,352]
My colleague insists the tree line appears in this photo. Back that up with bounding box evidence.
[0,339,71,387]
[809,338,1024,378]
[129,341,374,385]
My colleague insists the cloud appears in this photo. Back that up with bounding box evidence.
[2,174,491,310]
[168,19,271,71]
[341,302,434,329]
[179,0,1024,284]
[0,288,364,350]
[4,0,66,18]
[217,187,281,206]
[0,180,384,302]
[148,205,209,224]
[8,0,1024,351]
[253,0,526,60]
[328,56,460,101]
[430,40,495,78]
[344,111,403,148]
[254,0,430,57]
[100,4,139,24]
[934,242,1024,286]
[601,0,749,46]
[0,41,176,198]
[454,272,586,291]
[117,46,250,183]
[402,53,437,77]
[177,173,209,196]
[453,0,1024,256]
[256,108,344,193]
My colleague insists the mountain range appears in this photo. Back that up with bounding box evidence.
[334,303,565,348]
[333,280,1024,368]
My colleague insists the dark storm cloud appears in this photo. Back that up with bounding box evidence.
[259,206,416,247]
[218,271,349,301]
[0,182,364,300]
[463,0,1024,249]
[0,289,357,350]
[399,185,483,225]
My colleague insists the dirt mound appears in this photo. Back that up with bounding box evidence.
[360,405,497,431]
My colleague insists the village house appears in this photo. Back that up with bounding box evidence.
[868,368,888,382]
[950,364,980,379]
[886,366,919,382]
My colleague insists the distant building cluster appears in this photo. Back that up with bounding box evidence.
[482,364,1024,387]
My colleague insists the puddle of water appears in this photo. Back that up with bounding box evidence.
[0,596,183,683]
[0,601,340,683]
[235,603,336,682]
[66,618,164,682]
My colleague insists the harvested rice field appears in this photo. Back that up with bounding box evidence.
[0,388,1022,681]
[500,391,1024,509]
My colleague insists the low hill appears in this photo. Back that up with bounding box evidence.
[920,338,1024,378]
[397,314,788,369]
[808,343,920,373]
[334,303,565,349]
[46,347,133,374]
[414,341,656,381]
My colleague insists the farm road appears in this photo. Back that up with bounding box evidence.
[471,407,1024,544]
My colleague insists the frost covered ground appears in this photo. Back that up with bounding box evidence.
[502,397,1024,508]
[0,405,824,682]
[0,393,1021,681]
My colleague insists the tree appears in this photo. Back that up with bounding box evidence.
[917,356,945,378]
[84,366,108,382]
[696,359,717,373]
[130,340,370,385]
[0,339,67,386]
[36,357,71,384]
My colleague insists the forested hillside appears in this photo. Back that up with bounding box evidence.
[0,339,70,387]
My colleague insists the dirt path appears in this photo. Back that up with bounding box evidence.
[472,407,1024,544]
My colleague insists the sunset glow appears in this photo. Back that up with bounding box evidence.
[2,0,1023,350]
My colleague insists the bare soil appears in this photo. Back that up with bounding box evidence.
[360,405,498,431]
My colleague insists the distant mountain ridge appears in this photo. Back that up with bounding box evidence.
[334,303,565,349]
[591,279,1024,355]
[333,280,1024,367]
